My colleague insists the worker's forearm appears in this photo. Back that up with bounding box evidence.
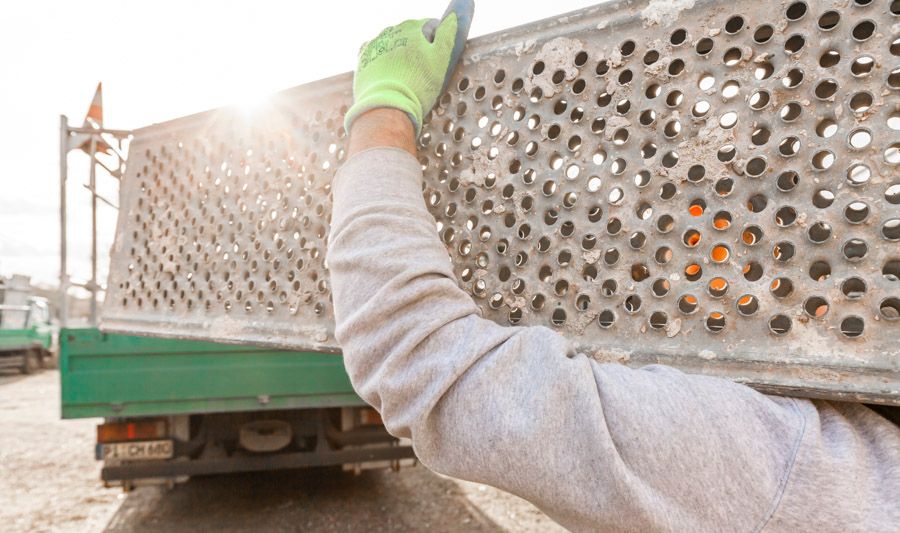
[347,109,416,158]
[328,145,510,433]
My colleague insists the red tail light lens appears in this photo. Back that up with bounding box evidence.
[97,419,167,443]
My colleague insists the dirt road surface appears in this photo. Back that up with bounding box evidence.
[0,370,566,532]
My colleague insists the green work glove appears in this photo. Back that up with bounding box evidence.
[344,0,474,136]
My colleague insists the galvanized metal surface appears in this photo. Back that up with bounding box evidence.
[104,0,900,403]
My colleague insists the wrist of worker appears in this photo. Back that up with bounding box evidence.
[347,108,417,158]
[334,109,429,231]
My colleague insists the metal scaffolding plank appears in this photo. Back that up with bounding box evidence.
[103,0,900,404]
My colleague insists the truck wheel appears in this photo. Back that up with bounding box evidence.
[39,348,54,369]
[21,349,39,374]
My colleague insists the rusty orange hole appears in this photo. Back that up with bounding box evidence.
[711,245,729,262]
[684,295,698,305]
[709,277,728,291]
[770,279,782,291]
[709,311,724,320]
[689,204,704,217]
[815,304,828,317]
[713,216,731,229]
[742,229,757,245]
[685,231,701,246]
[738,295,753,306]
[685,263,701,276]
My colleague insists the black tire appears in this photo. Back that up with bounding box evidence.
[38,348,54,369]
[21,349,39,374]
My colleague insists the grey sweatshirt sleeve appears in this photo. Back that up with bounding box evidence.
[327,148,900,532]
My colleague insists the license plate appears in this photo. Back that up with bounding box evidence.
[102,440,173,461]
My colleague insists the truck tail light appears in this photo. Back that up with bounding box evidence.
[97,419,167,443]
[360,408,383,426]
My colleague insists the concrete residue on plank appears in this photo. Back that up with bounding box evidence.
[699,350,717,360]
[592,347,632,364]
[459,147,502,187]
[523,37,584,98]
[640,0,696,27]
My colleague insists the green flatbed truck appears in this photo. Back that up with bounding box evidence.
[60,327,415,488]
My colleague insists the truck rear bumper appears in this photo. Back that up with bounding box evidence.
[101,444,415,481]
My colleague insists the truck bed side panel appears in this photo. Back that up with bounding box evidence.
[60,328,363,419]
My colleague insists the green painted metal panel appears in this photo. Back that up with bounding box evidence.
[0,327,51,352]
[60,328,364,419]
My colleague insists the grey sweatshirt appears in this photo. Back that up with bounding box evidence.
[328,148,900,532]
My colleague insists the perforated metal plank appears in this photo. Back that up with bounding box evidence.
[104,0,900,403]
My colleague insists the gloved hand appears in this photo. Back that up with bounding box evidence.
[344,0,474,137]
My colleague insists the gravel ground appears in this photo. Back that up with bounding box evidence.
[0,370,122,532]
[0,369,565,532]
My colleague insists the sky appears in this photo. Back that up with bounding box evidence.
[0,0,597,288]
